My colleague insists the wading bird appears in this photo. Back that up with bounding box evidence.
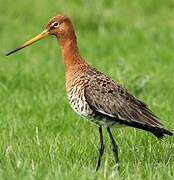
[6,15,173,171]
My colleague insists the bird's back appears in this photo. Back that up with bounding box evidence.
[66,62,173,138]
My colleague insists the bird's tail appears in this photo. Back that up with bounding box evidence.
[151,127,173,139]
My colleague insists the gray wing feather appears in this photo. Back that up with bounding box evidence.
[84,78,163,128]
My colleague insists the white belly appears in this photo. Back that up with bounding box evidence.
[67,87,94,118]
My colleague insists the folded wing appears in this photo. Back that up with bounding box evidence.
[84,76,172,138]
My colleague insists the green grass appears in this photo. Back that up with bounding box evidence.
[0,0,174,179]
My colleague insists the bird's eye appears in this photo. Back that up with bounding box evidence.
[53,22,59,27]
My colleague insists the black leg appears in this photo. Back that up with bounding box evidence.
[107,127,119,165]
[96,126,105,171]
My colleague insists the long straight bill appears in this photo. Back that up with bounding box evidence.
[6,29,50,56]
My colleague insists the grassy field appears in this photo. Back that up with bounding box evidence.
[0,0,174,179]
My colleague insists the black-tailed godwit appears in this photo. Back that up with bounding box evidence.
[6,15,173,170]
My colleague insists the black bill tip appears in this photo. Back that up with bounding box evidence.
[6,47,21,56]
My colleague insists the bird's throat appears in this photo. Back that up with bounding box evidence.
[59,38,83,70]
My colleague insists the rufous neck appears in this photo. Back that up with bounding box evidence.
[58,37,83,70]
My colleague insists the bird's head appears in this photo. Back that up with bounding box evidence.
[6,15,76,56]
[47,15,75,39]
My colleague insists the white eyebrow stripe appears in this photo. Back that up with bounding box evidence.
[51,22,59,27]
